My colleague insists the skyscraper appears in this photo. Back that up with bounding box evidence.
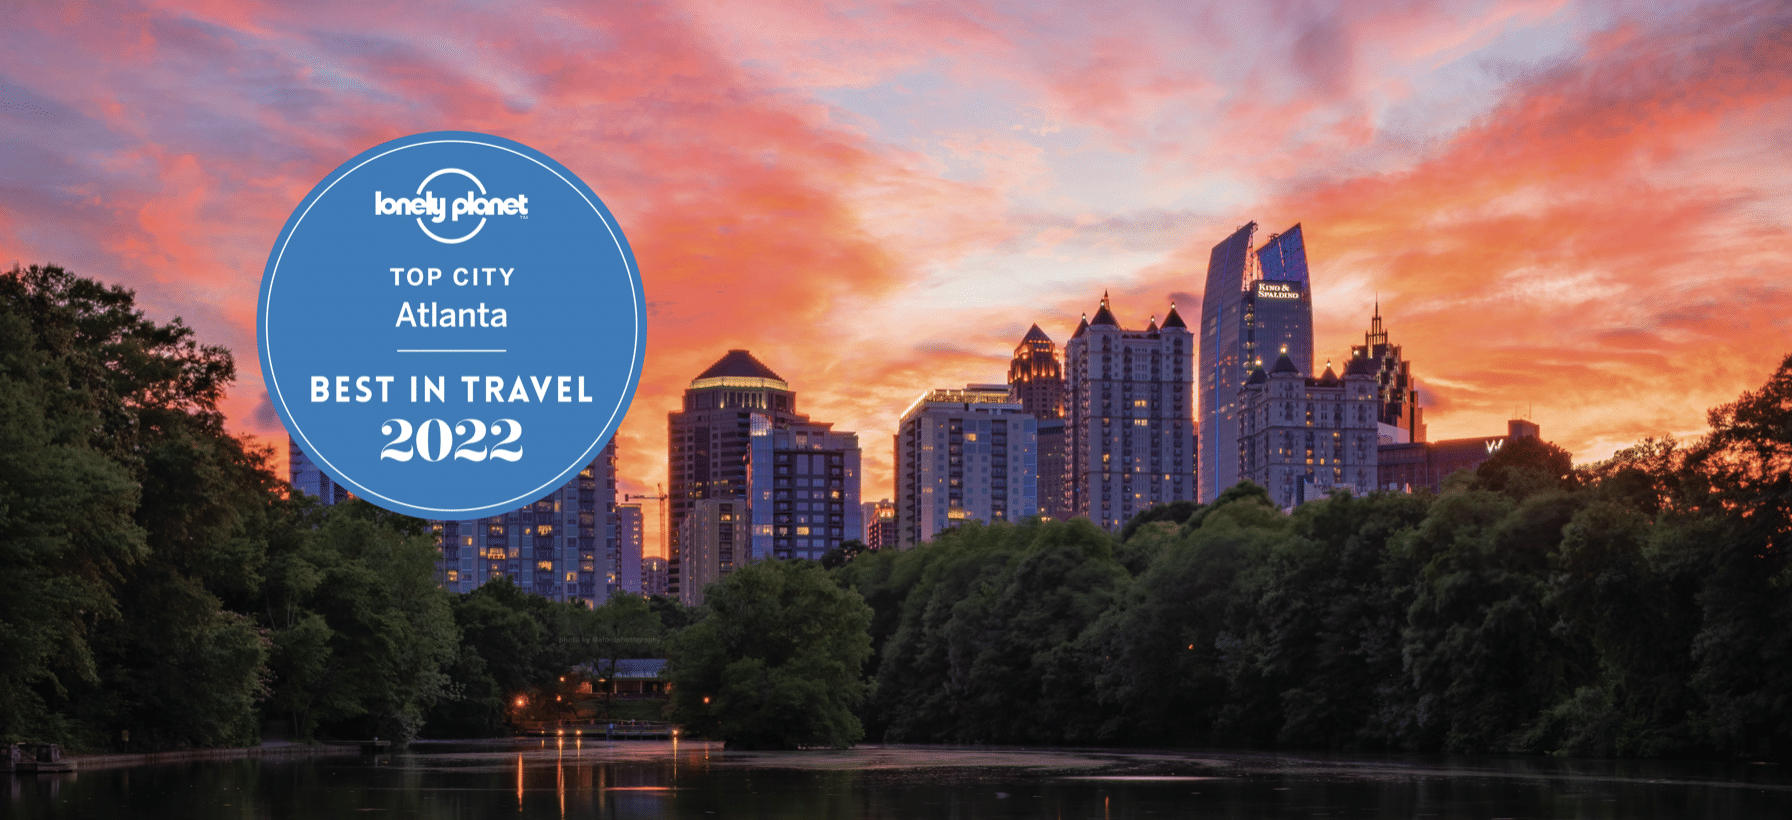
[894,384,1038,547]
[1238,351,1378,509]
[667,350,804,597]
[861,499,898,549]
[677,498,748,606]
[293,435,621,606]
[1008,324,1069,520]
[1349,303,1426,444]
[615,503,644,596]
[435,439,619,608]
[746,414,862,561]
[289,438,349,504]
[1065,294,1195,530]
[1199,222,1315,502]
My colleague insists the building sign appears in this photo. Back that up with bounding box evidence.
[258,132,644,518]
[1254,280,1303,299]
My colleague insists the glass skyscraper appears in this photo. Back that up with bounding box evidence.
[1199,222,1314,503]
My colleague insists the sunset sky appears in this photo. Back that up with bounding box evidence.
[4,1,1789,556]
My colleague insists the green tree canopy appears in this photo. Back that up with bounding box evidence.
[667,559,871,749]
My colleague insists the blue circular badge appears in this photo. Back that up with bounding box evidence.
[258,132,643,518]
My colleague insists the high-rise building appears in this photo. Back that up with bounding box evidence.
[1200,222,1315,502]
[1008,324,1064,418]
[1008,324,1069,520]
[894,384,1038,547]
[747,414,862,561]
[289,438,349,504]
[614,503,644,597]
[861,499,898,550]
[1238,350,1379,510]
[1349,303,1426,444]
[1065,295,1196,530]
[641,557,668,597]
[295,435,621,606]
[676,498,749,606]
[667,350,804,598]
[434,439,619,608]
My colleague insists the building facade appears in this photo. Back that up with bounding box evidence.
[1200,222,1315,502]
[676,498,749,606]
[614,503,644,597]
[1238,352,1379,510]
[667,350,805,598]
[894,384,1039,547]
[291,436,621,606]
[1378,419,1541,494]
[861,499,898,550]
[289,439,349,504]
[1008,324,1070,520]
[433,439,619,608]
[1349,304,1426,444]
[641,557,668,597]
[747,415,863,561]
[1065,295,1196,531]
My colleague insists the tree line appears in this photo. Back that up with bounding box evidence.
[672,357,1792,758]
[0,266,673,750]
[6,264,1788,759]
[795,360,1791,758]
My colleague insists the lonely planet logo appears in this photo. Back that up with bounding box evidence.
[373,168,530,244]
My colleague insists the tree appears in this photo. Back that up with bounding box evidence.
[667,559,871,749]
[1675,353,1792,758]
[261,500,456,742]
[0,264,272,750]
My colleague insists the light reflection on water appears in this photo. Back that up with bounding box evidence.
[7,739,1791,819]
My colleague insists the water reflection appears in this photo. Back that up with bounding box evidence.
[6,740,1789,819]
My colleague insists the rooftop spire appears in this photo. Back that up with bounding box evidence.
[1161,300,1188,330]
[1089,292,1119,327]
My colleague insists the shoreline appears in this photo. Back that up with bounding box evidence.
[62,741,351,772]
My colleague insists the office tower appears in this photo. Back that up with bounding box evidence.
[667,350,804,598]
[435,439,618,608]
[289,438,349,504]
[676,498,749,606]
[1008,325,1069,520]
[1199,222,1315,502]
[642,557,668,597]
[615,503,644,597]
[1379,420,1540,495]
[1064,296,1195,530]
[746,413,862,561]
[893,384,1038,547]
[1349,303,1426,444]
[861,499,898,550]
[1008,324,1064,418]
[1238,351,1379,509]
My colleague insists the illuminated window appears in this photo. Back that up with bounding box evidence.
[446,570,459,582]
[537,560,553,571]
[462,536,474,546]
[565,572,577,582]
[537,524,554,536]
[796,526,811,535]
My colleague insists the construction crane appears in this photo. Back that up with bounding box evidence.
[623,483,668,567]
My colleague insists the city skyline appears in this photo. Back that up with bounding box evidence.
[4,2,1789,555]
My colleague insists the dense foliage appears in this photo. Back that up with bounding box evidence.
[5,263,1789,761]
[833,356,1792,759]
[666,559,872,749]
[0,266,668,751]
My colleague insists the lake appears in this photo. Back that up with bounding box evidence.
[9,738,1790,818]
